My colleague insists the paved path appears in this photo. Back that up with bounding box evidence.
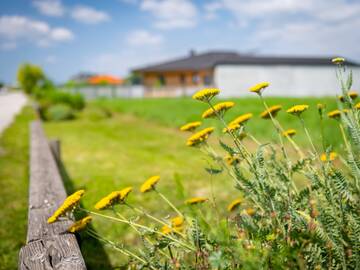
[0,92,27,134]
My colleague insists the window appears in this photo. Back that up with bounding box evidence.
[180,74,186,85]
[158,74,166,86]
[192,73,200,84]
[203,75,212,86]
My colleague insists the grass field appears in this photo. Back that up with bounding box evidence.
[95,96,341,148]
[0,107,35,270]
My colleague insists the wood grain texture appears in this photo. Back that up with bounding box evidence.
[19,121,86,270]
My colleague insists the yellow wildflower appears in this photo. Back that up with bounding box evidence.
[47,190,85,224]
[320,152,337,162]
[227,199,242,212]
[355,102,360,109]
[94,187,132,210]
[180,121,201,132]
[186,127,215,146]
[339,91,358,102]
[225,155,241,165]
[260,105,282,119]
[202,101,235,118]
[68,216,92,233]
[140,175,160,193]
[331,57,345,64]
[249,82,269,94]
[327,110,341,119]
[229,113,253,126]
[185,197,208,205]
[192,88,220,102]
[160,225,173,235]
[222,123,240,133]
[171,216,184,227]
[243,208,256,216]
[286,105,309,116]
[283,129,296,137]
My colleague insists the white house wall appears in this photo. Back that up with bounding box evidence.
[214,65,360,97]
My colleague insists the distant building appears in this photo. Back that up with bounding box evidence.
[133,51,360,97]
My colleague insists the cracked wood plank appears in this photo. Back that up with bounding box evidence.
[18,120,86,270]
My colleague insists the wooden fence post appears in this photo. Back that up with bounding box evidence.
[18,120,86,270]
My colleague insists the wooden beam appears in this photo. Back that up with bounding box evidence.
[18,120,86,270]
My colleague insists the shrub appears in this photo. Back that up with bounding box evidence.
[47,59,360,269]
[45,104,75,121]
[80,106,112,121]
[17,63,45,94]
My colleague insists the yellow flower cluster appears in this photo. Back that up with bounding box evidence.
[328,109,341,119]
[225,155,241,165]
[260,105,282,119]
[95,187,133,210]
[185,197,208,205]
[47,190,85,224]
[332,57,345,64]
[282,129,296,137]
[186,127,215,146]
[355,102,360,109]
[202,101,235,119]
[192,88,220,102]
[339,91,358,102]
[229,113,253,126]
[180,121,201,132]
[227,198,242,212]
[249,82,270,94]
[286,105,309,116]
[140,175,160,193]
[161,216,185,235]
[320,152,337,162]
[68,216,92,233]
[242,208,256,216]
[222,123,240,133]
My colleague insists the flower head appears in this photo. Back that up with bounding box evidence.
[355,102,360,110]
[222,123,240,133]
[140,175,160,193]
[339,91,358,102]
[249,82,269,94]
[160,216,184,235]
[283,129,296,137]
[160,225,173,235]
[185,197,208,205]
[95,187,132,210]
[320,152,337,162]
[180,121,201,132]
[192,88,220,102]
[328,109,341,119]
[227,199,242,212]
[171,216,184,227]
[225,155,241,165]
[202,101,235,119]
[186,127,214,146]
[243,208,256,216]
[332,57,345,64]
[229,113,253,126]
[287,105,309,116]
[47,190,85,224]
[68,216,92,233]
[260,105,282,119]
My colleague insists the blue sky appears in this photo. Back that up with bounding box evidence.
[1,0,360,84]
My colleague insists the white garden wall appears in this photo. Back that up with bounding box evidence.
[214,65,360,97]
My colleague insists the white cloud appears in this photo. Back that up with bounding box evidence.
[140,0,197,29]
[71,5,110,24]
[126,30,164,46]
[0,15,74,48]
[32,0,65,17]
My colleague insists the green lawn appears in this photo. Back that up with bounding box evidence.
[0,107,35,270]
[94,96,341,148]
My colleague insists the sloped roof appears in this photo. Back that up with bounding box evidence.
[133,51,359,72]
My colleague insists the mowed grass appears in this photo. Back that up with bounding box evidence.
[0,107,35,270]
[95,96,342,148]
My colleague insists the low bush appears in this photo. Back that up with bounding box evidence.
[45,104,75,121]
[48,58,360,269]
[80,106,112,121]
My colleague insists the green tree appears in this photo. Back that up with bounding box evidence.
[17,63,45,94]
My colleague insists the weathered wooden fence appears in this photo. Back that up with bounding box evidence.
[18,120,86,270]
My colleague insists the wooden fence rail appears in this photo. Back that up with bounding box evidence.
[18,120,86,270]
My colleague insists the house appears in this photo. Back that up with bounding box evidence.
[133,51,360,97]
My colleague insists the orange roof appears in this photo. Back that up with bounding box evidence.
[88,75,123,85]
